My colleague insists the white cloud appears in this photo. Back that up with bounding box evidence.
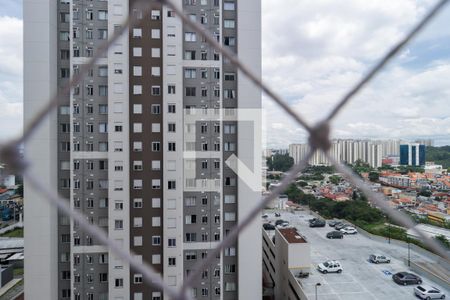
[0,16,23,142]
[0,16,22,77]
[262,0,450,148]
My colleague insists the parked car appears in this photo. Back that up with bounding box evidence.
[369,254,390,264]
[392,272,422,286]
[275,219,286,226]
[340,226,357,234]
[309,219,326,227]
[317,260,343,274]
[328,220,340,227]
[274,212,281,217]
[263,223,275,230]
[414,285,446,299]
[326,231,344,239]
[335,223,350,230]
[277,223,292,229]
[262,214,269,218]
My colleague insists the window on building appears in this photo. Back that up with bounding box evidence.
[151,29,161,39]
[152,142,160,152]
[134,274,143,284]
[152,179,161,189]
[133,198,143,208]
[184,32,197,42]
[150,86,160,96]
[185,87,196,96]
[133,141,143,152]
[168,257,176,266]
[98,29,108,40]
[115,278,124,288]
[184,50,196,60]
[132,28,142,38]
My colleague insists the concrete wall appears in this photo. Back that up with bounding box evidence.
[237,0,262,298]
[406,259,450,290]
[23,0,59,299]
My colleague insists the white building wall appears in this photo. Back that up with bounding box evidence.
[162,1,184,294]
[237,0,262,298]
[107,0,131,297]
[23,0,59,299]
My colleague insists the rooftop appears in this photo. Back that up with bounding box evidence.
[278,228,307,244]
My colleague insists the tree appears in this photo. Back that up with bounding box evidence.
[267,154,294,172]
[284,183,303,203]
[329,175,341,185]
[298,174,324,181]
[298,181,308,187]
[425,146,450,169]
[352,160,372,173]
[418,188,432,197]
[435,235,450,249]
[398,165,424,174]
[368,172,379,182]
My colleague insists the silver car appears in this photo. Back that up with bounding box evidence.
[414,285,445,299]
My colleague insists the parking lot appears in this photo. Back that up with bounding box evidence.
[264,210,450,300]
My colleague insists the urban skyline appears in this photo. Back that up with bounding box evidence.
[1,1,450,147]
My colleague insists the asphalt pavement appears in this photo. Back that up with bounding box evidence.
[264,209,450,300]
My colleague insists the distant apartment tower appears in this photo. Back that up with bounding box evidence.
[378,139,400,157]
[24,0,262,299]
[400,143,425,166]
[289,139,384,168]
[414,139,434,147]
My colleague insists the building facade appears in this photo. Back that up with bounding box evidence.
[24,0,262,299]
[262,227,311,300]
[400,143,426,166]
[289,139,386,168]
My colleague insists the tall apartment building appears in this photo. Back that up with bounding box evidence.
[24,0,261,299]
[289,139,386,168]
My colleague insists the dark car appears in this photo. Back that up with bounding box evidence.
[392,272,422,286]
[275,212,281,217]
[326,231,344,239]
[263,223,275,230]
[309,219,326,227]
[275,219,285,226]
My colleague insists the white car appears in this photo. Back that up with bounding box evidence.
[340,226,357,234]
[369,254,390,264]
[317,260,343,274]
[277,222,292,229]
[414,285,446,299]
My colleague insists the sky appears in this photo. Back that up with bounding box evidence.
[0,0,449,147]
